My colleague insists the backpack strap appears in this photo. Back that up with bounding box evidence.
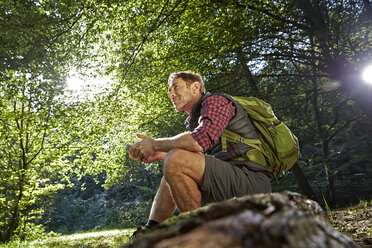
[221,129,267,166]
[221,129,261,151]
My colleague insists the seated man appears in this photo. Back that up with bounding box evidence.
[129,71,272,231]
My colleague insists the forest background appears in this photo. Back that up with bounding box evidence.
[1,0,372,244]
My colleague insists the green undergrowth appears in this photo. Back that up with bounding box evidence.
[0,229,134,248]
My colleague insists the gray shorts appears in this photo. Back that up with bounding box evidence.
[200,154,272,203]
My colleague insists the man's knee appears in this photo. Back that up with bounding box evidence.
[163,148,184,177]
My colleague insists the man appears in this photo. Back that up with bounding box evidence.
[129,71,272,231]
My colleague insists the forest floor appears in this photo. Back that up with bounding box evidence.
[330,199,372,247]
[1,200,371,248]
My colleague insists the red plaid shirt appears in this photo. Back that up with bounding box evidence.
[191,95,236,151]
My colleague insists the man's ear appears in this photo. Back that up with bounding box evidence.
[192,81,200,94]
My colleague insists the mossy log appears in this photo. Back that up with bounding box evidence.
[125,191,359,248]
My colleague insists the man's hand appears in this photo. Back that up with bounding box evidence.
[129,134,158,161]
[142,151,167,163]
[129,132,202,162]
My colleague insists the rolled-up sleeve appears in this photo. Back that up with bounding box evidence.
[191,95,235,151]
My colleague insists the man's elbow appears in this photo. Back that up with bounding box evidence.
[186,132,204,152]
[191,140,203,153]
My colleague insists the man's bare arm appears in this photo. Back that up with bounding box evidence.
[154,132,203,153]
[130,132,203,161]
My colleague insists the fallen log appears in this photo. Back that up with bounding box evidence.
[125,191,359,248]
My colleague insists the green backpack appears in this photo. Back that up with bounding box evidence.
[221,96,300,177]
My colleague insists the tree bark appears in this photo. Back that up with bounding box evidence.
[236,47,262,98]
[323,140,336,206]
[126,191,358,248]
[291,162,317,201]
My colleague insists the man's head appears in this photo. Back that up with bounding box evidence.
[167,71,206,114]
[168,71,206,94]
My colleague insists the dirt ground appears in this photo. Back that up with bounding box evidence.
[331,200,372,247]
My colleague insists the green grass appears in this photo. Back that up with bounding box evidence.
[0,229,134,248]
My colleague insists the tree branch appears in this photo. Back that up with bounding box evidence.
[112,0,186,98]
[235,2,310,31]
[327,115,364,143]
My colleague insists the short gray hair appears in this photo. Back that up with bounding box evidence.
[168,71,206,93]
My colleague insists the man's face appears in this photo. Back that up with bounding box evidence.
[168,77,199,114]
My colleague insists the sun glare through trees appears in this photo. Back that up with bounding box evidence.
[361,64,372,85]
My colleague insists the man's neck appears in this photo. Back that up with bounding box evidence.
[185,93,204,115]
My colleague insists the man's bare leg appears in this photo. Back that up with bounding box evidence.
[163,149,205,212]
[148,177,177,223]
[147,149,205,225]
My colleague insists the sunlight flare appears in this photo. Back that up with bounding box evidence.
[65,70,113,99]
[361,64,372,85]
[67,75,86,92]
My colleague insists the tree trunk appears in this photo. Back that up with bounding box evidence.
[291,162,317,201]
[323,140,336,206]
[127,191,358,248]
[4,180,23,242]
[236,47,262,98]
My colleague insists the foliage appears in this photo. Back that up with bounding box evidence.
[0,0,122,242]
[0,68,67,242]
[40,162,161,234]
